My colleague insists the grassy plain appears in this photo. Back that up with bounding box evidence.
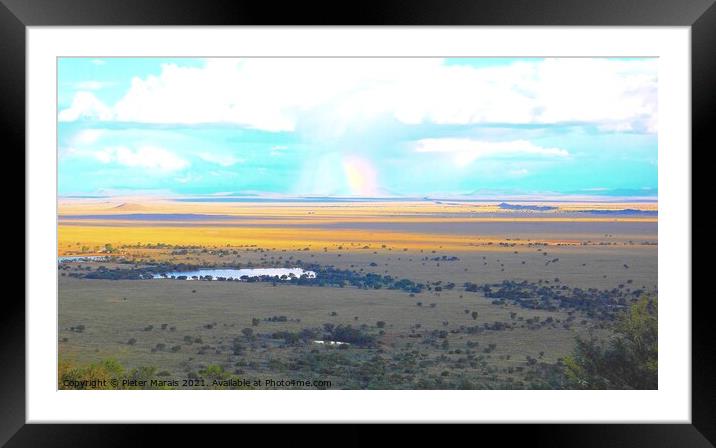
[57,198,657,389]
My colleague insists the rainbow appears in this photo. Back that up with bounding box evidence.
[342,155,379,196]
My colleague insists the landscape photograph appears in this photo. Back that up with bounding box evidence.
[57,57,658,390]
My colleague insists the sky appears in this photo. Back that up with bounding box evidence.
[58,57,658,199]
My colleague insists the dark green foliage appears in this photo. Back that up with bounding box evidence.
[564,297,657,389]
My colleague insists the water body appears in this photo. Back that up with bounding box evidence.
[153,268,316,280]
[58,256,108,263]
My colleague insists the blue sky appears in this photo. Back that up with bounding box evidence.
[58,57,657,198]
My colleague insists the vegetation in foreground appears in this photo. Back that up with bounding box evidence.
[59,296,657,390]
[58,358,252,390]
[58,223,657,391]
[564,296,657,389]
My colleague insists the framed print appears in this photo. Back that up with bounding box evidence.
[6,0,712,445]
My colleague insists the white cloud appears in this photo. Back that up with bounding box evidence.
[58,91,113,122]
[58,58,657,133]
[91,146,189,172]
[414,138,569,167]
[196,152,243,167]
[72,129,105,145]
[73,81,115,90]
[93,147,114,163]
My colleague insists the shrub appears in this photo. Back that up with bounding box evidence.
[58,358,171,390]
[199,365,232,387]
[563,296,657,389]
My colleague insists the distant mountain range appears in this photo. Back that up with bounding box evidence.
[497,202,657,215]
[498,203,558,211]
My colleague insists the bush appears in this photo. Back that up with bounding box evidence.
[58,358,172,390]
[328,325,376,347]
[564,296,657,389]
[271,331,301,345]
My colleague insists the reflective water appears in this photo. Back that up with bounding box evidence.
[58,256,108,263]
[153,268,316,280]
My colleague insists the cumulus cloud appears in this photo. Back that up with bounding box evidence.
[58,91,113,122]
[57,58,657,133]
[414,139,569,167]
[92,146,189,172]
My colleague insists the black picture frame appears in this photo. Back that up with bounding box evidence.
[5,0,710,445]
